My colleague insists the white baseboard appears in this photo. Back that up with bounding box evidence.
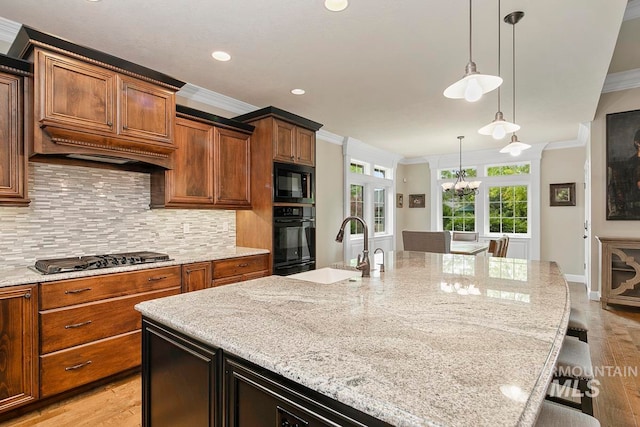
[564,274,585,283]
[589,291,601,301]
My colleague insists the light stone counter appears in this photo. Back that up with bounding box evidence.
[0,246,269,288]
[136,251,570,427]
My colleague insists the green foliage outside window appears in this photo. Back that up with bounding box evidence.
[487,164,530,176]
[489,185,528,234]
[350,184,364,234]
[442,192,476,232]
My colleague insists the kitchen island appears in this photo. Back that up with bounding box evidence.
[135,251,570,426]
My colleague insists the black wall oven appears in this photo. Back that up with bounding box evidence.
[273,162,314,204]
[273,206,315,275]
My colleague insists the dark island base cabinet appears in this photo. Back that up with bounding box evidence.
[142,319,391,427]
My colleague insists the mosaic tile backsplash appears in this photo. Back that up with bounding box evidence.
[0,163,236,268]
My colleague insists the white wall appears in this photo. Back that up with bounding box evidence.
[540,147,586,276]
[395,163,431,251]
[315,139,344,267]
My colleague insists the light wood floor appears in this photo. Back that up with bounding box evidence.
[2,283,639,427]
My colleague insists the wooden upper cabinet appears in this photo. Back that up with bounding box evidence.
[214,127,251,208]
[273,120,296,163]
[119,76,174,144]
[39,50,115,133]
[164,118,214,205]
[0,285,38,414]
[150,106,254,209]
[295,126,315,166]
[272,118,315,166]
[0,65,29,206]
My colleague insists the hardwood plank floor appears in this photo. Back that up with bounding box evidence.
[2,282,639,426]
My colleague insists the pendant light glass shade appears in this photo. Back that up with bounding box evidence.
[478,0,518,139]
[500,11,530,156]
[444,0,502,102]
[499,134,531,156]
[478,111,520,139]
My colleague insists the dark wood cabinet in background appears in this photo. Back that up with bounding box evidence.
[0,285,38,414]
[0,54,32,206]
[182,262,213,293]
[151,106,253,209]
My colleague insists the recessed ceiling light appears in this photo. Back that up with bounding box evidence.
[324,0,348,12]
[211,51,231,62]
[291,89,306,95]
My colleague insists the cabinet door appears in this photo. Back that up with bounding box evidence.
[182,262,213,293]
[0,72,28,205]
[166,118,214,205]
[119,76,174,144]
[38,49,115,133]
[295,126,315,166]
[0,285,38,413]
[213,127,251,208]
[142,320,218,427]
[272,119,296,163]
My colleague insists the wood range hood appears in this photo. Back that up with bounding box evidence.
[8,26,186,170]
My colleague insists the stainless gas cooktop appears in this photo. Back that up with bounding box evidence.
[33,251,171,274]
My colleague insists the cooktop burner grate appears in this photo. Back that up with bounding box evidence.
[34,251,171,274]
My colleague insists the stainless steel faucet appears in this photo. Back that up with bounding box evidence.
[373,248,385,272]
[335,216,370,278]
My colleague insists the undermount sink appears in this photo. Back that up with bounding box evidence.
[288,267,360,284]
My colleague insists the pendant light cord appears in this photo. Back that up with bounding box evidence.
[468,0,473,62]
[497,0,501,111]
[512,17,516,126]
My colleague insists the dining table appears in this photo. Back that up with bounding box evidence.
[450,240,490,255]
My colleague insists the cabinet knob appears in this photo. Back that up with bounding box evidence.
[123,125,129,130]
[24,292,31,299]
[290,155,295,159]
[107,121,113,127]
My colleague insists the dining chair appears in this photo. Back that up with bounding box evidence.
[402,230,451,254]
[451,231,479,242]
[488,236,509,257]
[499,236,510,257]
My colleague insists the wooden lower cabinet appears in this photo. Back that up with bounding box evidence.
[212,254,269,287]
[39,267,181,398]
[182,262,213,293]
[141,318,388,427]
[0,285,38,414]
[142,320,218,427]
[598,236,640,308]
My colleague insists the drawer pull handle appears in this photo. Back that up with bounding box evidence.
[238,263,249,267]
[65,360,92,371]
[65,320,93,329]
[148,276,168,282]
[65,287,92,294]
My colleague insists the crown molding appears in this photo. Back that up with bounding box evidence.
[544,122,590,150]
[177,83,257,115]
[0,16,20,44]
[624,0,640,21]
[317,130,345,145]
[602,68,640,93]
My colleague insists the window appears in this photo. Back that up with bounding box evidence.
[489,185,528,234]
[350,162,365,174]
[373,167,386,178]
[350,184,364,234]
[440,167,478,232]
[487,163,530,176]
[442,192,476,232]
[374,188,386,233]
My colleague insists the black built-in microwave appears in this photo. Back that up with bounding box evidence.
[273,162,314,204]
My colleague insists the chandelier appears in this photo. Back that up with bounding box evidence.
[441,136,481,197]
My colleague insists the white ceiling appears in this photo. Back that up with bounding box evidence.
[0,0,629,158]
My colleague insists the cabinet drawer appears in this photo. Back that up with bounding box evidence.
[40,330,140,398]
[40,266,181,310]
[40,287,179,354]
[213,255,269,279]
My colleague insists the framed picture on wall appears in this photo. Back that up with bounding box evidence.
[409,194,425,208]
[396,193,404,208]
[550,183,576,207]
[606,109,640,220]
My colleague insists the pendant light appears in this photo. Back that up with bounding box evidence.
[478,0,519,139]
[444,0,503,102]
[441,136,481,197]
[499,11,530,156]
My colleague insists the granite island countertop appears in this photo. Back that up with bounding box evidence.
[0,246,269,288]
[136,251,570,427]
